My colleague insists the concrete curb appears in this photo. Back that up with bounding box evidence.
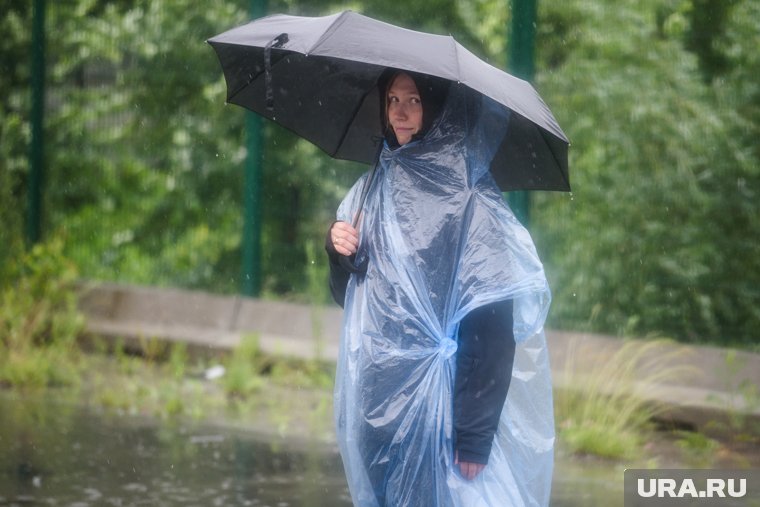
[79,282,342,361]
[78,282,760,434]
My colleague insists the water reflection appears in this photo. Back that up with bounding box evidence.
[0,391,351,506]
[0,391,621,506]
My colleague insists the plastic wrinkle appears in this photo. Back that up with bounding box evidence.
[334,85,554,507]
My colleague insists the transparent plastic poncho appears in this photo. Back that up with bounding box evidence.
[333,85,554,507]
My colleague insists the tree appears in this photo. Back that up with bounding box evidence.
[531,0,759,345]
[0,1,34,282]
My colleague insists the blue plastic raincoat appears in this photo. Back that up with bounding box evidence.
[333,84,554,507]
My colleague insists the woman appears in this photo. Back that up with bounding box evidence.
[326,70,554,507]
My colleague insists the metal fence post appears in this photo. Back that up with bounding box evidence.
[27,0,46,246]
[242,0,268,297]
[508,0,536,227]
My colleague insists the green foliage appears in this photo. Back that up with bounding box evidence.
[1,0,758,345]
[0,1,33,103]
[137,335,169,363]
[222,333,265,397]
[270,356,335,390]
[680,0,740,81]
[13,0,369,298]
[259,126,364,297]
[0,239,85,387]
[704,349,760,441]
[0,121,25,284]
[532,0,760,345]
[673,430,722,467]
[40,0,250,292]
[0,2,31,275]
[167,342,188,380]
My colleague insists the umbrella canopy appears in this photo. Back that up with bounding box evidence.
[208,10,570,191]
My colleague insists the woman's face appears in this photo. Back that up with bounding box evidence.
[387,73,423,145]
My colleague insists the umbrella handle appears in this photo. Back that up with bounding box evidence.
[336,140,384,276]
[352,139,384,227]
[265,33,289,111]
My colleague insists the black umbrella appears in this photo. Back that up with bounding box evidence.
[208,10,569,192]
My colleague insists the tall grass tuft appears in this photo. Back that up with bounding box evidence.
[554,337,695,459]
[222,333,265,398]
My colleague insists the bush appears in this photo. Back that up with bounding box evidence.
[0,238,85,388]
[533,0,760,345]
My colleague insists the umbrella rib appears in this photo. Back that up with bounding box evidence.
[225,47,288,105]
[332,76,384,159]
[539,127,571,191]
[227,74,259,105]
[305,10,351,55]
[451,36,462,83]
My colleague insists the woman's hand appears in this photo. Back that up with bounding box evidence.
[455,451,485,481]
[330,221,360,257]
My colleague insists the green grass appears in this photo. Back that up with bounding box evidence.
[673,430,722,467]
[704,349,760,442]
[0,239,85,389]
[554,338,696,459]
[222,333,266,398]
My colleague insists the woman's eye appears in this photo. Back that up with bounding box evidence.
[389,96,399,103]
[411,97,421,104]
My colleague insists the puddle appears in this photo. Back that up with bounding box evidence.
[0,391,621,506]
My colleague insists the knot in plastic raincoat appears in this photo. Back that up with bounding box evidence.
[334,84,554,507]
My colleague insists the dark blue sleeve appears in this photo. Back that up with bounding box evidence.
[454,299,515,464]
[325,222,351,308]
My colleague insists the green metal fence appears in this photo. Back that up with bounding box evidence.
[19,0,362,302]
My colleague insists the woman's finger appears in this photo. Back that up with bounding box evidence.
[456,460,485,481]
[331,221,359,253]
[333,222,359,242]
[334,238,356,256]
[335,232,359,248]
